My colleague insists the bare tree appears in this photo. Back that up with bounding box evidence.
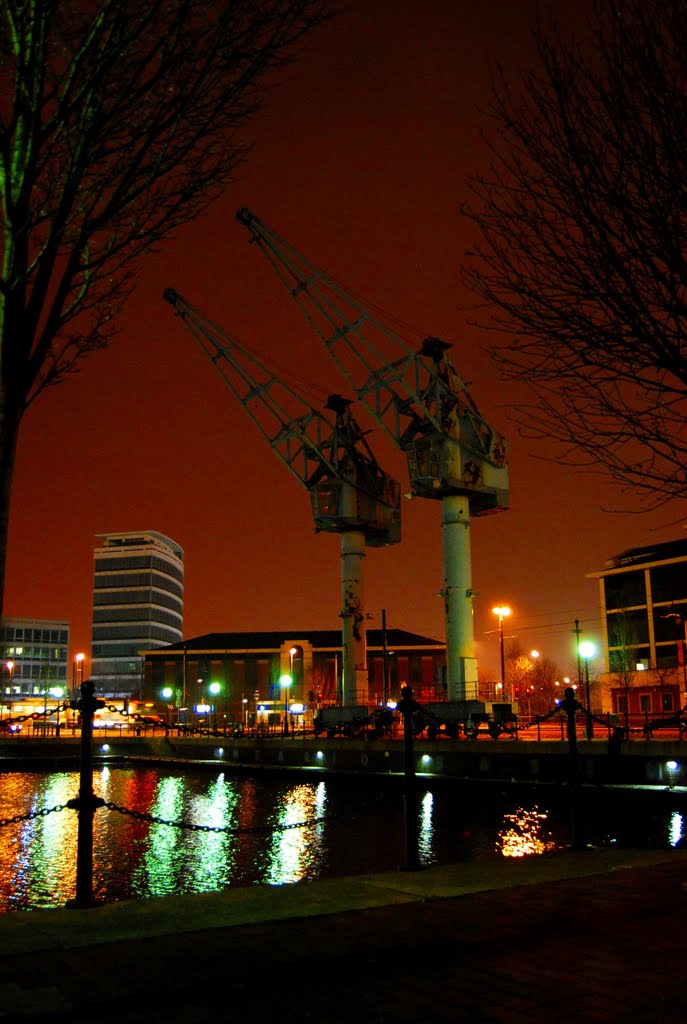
[608,611,638,732]
[507,645,563,717]
[461,0,687,511]
[0,0,329,616]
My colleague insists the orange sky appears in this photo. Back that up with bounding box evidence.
[6,0,677,682]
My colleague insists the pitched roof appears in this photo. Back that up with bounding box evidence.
[145,628,445,655]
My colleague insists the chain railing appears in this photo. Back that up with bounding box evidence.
[0,681,680,908]
[0,803,68,829]
[0,679,393,908]
[1,701,71,728]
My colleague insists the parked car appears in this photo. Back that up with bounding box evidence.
[0,721,22,733]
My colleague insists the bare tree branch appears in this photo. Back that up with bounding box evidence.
[0,0,330,616]
[461,0,687,511]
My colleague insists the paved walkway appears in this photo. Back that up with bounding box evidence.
[1,847,686,1022]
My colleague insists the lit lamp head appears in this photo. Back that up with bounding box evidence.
[279,674,292,690]
[208,682,221,697]
[161,687,173,700]
[579,641,596,661]
[492,605,511,623]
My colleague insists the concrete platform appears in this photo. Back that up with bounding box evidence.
[1,846,686,1022]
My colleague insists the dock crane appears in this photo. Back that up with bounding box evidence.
[163,288,401,710]
[236,209,510,726]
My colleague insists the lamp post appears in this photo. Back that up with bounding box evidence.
[50,686,65,735]
[280,674,292,737]
[492,606,511,701]
[72,653,85,702]
[6,661,14,724]
[289,645,297,696]
[161,686,174,727]
[579,641,596,740]
[208,682,221,731]
[529,650,540,717]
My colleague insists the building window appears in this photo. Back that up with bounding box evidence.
[650,564,687,604]
[639,694,651,713]
[607,609,650,647]
[604,570,646,610]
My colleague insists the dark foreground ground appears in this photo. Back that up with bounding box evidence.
[1,847,686,1023]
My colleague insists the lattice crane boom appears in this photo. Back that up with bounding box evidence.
[164,287,401,706]
[236,208,509,515]
[163,288,400,546]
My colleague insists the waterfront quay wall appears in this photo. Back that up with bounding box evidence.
[0,734,686,787]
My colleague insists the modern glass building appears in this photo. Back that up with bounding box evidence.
[0,617,69,703]
[588,537,687,716]
[91,531,184,700]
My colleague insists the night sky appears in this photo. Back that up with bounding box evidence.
[6,0,678,681]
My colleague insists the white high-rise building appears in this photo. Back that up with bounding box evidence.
[91,531,184,699]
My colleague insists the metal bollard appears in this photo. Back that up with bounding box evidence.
[66,680,106,909]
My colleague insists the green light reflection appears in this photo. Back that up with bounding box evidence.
[131,775,186,897]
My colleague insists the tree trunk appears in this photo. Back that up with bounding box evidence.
[0,396,23,621]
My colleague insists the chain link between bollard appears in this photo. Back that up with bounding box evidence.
[0,803,72,828]
[103,790,385,835]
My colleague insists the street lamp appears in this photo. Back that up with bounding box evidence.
[280,673,292,737]
[492,607,511,701]
[289,646,297,695]
[72,653,85,698]
[579,641,596,739]
[161,686,174,726]
[208,682,221,731]
[50,686,64,735]
[5,661,14,724]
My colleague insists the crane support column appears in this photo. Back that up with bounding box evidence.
[340,530,367,705]
[442,495,478,701]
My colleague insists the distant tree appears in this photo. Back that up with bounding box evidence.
[608,611,638,730]
[462,0,687,512]
[506,645,563,717]
[0,0,329,616]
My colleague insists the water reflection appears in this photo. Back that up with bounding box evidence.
[668,811,684,848]
[265,782,327,885]
[496,806,557,858]
[419,790,434,861]
[0,769,680,911]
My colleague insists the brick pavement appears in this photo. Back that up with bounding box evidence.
[1,852,686,1022]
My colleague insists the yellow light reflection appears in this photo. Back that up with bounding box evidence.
[3,772,78,909]
[265,783,327,885]
[496,806,556,858]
